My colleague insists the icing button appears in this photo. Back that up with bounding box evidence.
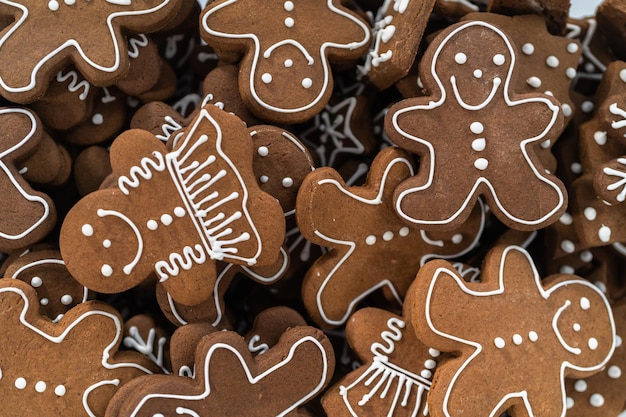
[474,158,488,170]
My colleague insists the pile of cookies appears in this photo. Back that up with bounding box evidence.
[0,0,625,415]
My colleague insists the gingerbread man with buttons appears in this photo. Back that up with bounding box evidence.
[200,0,370,124]
[385,20,567,231]
[409,245,616,417]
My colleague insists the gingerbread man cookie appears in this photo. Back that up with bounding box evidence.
[0,0,183,103]
[105,326,334,417]
[408,245,615,417]
[60,104,285,306]
[0,278,156,417]
[200,0,371,123]
[297,147,484,327]
[385,20,567,232]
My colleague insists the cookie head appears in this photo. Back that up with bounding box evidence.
[433,21,512,108]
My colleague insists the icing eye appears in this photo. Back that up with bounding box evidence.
[81,224,94,237]
[454,52,467,65]
[588,338,598,350]
[580,297,590,310]
[493,54,505,66]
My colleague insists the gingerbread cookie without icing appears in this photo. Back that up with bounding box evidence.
[408,245,615,417]
[60,104,285,306]
[385,20,567,232]
[200,0,371,123]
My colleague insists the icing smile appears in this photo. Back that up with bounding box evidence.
[552,300,582,355]
[450,75,501,110]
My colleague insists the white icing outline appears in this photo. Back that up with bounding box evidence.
[247,335,269,355]
[422,245,616,417]
[127,335,329,417]
[391,21,565,228]
[0,0,173,93]
[55,69,90,100]
[1,286,152,415]
[11,258,89,304]
[0,107,51,241]
[201,0,370,114]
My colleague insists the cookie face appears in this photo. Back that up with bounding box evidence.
[200,0,371,123]
[408,245,615,417]
[0,0,183,103]
[0,279,155,417]
[60,104,285,306]
[105,327,334,417]
[385,20,567,231]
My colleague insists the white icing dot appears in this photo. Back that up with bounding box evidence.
[474,158,488,170]
[424,359,436,369]
[301,78,313,89]
[599,225,611,243]
[399,227,409,237]
[471,138,486,152]
[261,73,272,84]
[48,0,59,11]
[582,101,594,113]
[566,67,577,79]
[561,104,572,117]
[589,393,604,407]
[617,335,623,347]
[30,277,43,288]
[588,337,598,350]
[583,205,597,220]
[473,69,482,79]
[570,162,582,174]
[174,207,186,217]
[284,59,293,68]
[103,239,111,248]
[528,331,538,342]
[546,56,559,68]
[428,348,440,357]
[65,0,76,4]
[35,381,46,393]
[560,265,575,274]
[594,131,607,145]
[54,385,66,396]
[560,239,575,254]
[161,214,173,226]
[493,54,505,66]
[454,52,467,64]
[451,234,463,244]
[15,378,26,389]
[101,264,113,277]
[61,295,73,305]
[92,113,104,125]
[40,298,49,306]
[494,337,505,348]
[567,43,579,53]
[526,76,541,88]
[580,250,593,263]
[470,121,484,134]
[365,235,376,245]
[284,17,294,27]
[257,146,269,156]
[573,323,581,331]
[81,224,94,237]
[420,370,432,379]
[540,140,551,149]
[566,397,574,409]
[522,43,535,55]
[559,212,573,225]
[260,175,269,183]
[544,90,554,96]
[282,177,293,188]
[621,69,626,83]
[594,281,607,293]
[574,379,587,392]
[585,62,595,72]
[580,297,591,310]
[608,365,622,379]
[383,231,394,241]
[284,0,294,11]
[512,334,523,345]
[147,220,158,230]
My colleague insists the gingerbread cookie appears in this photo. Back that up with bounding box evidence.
[105,326,334,416]
[0,278,156,416]
[60,104,285,306]
[385,20,567,231]
[0,107,57,251]
[200,0,371,123]
[0,0,183,103]
[297,147,484,327]
[593,157,626,205]
[323,307,442,417]
[408,245,615,417]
